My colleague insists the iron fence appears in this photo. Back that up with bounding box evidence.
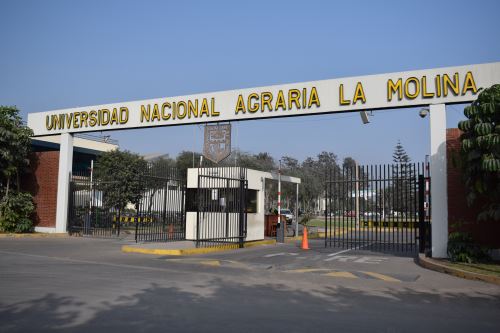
[68,164,186,242]
[324,162,430,253]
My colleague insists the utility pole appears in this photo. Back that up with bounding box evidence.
[277,159,284,243]
[295,183,299,237]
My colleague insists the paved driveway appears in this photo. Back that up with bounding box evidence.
[0,237,499,332]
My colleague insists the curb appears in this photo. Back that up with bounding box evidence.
[417,254,500,286]
[122,239,276,256]
[0,233,68,238]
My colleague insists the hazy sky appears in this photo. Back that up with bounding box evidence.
[1,0,499,165]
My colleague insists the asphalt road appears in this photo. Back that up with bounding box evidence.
[0,237,499,332]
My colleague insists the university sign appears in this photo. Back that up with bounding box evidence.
[28,62,500,136]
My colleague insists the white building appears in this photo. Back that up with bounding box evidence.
[185,167,300,242]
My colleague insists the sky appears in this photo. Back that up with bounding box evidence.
[1,0,499,165]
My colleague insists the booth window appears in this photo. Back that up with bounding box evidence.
[246,190,258,213]
[186,188,258,213]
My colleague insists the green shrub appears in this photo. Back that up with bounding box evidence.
[447,230,490,263]
[299,211,313,227]
[0,192,35,233]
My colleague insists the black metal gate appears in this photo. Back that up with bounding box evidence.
[324,163,431,253]
[192,167,248,248]
[135,168,186,242]
[68,165,186,242]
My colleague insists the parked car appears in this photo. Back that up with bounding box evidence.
[280,209,294,225]
[343,211,356,217]
[363,212,380,217]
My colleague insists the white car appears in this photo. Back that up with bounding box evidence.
[280,209,294,224]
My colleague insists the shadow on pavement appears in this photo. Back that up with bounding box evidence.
[1,279,499,332]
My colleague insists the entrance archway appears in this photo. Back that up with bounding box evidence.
[27,62,500,257]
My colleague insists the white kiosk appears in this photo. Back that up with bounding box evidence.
[185,167,301,242]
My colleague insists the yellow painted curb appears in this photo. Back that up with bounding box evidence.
[285,268,331,273]
[323,271,358,279]
[417,254,500,286]
[361,271,401,282]
[122,239,276,256]
[0,233,68,238]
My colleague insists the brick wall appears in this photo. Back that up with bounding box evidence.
[22,151,59,228]
[447,128,500,248]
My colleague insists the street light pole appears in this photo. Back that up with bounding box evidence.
[277,159,284,243]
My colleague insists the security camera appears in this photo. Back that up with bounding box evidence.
[419,108,429,118]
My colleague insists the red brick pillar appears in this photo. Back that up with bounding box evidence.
[446,128,500,248]
[22,151,60,229]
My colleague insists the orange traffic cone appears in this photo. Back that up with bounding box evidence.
[301,226,310,250]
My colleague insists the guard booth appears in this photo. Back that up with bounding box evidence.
[185,167,301,246]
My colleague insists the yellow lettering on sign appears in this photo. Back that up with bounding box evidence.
[65,113,72,129]
[177,101,187,119]
[288,89,301,109]
[101,109,110,125]
[45,115,52,130]
[261,92,273,111]
[308,87,320,108]
[73,111,80,128]
[110,108,119,125]
[421,76,434,98]
[210,98,219,116]
[152,104,161,121]
[387,78,403,101]
[435,75,442,97]
[404,77,420,99]
[140,105,150,122]
[235,94,246,114]
[443,73,459,96]
[56,115,62,130]
[200,99,210,117]
[161,103,171,120]
[275,90,286,111]
[188,100,198,119]
[353,82,366,104]
[339,84,350,105]
[80,112,88,127]
[462,71,478,95]
[248,93,259,113]
[89,111,97,127]
[120,107,129,124]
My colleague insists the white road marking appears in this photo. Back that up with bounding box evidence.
[324,255,353,262]
[263,252,286,258]
[263,252,299,258]
[324,242,374,261]
[354,256,387,264]
[325,248,353,257]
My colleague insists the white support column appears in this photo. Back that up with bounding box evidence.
[55,133,73,233]
[429,104,448,258]
[295,183,299,237]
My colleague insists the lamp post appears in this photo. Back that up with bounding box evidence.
[277,159,284,243]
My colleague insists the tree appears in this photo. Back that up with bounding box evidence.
[0,106,33,196]
[0,106,35,232]
[176,150,215,173]
[391,140,414,214]
[299,152,341,213]
[93,150,148,211]
[144,156,177,214]
[392,140,411,164]
[458,84,500,221]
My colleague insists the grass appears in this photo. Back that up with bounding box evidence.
[305,218,348,227]
[444,261,500,277]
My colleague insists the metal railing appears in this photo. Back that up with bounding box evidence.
[324,162,431,254]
